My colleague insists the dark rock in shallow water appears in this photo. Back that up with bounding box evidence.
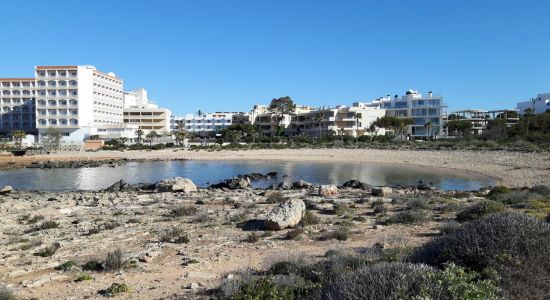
[341,180,371,190]
[209,177,251,190]
[292,180,313,189]
[103,179,130,192]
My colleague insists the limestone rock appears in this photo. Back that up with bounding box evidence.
[319,185,338,196]
[371,187,392,196]
[156,177,198,193]
[0,185,13,194]
[264,199,306,230]
[292,180,313,189]
[341,180,370,190]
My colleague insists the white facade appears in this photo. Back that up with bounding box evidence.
[251,104,385,137]
[34,65,124,142]
[172,112,249,135]
[517,93,550,114]
[0,78,36,133]
[123,88,171,133]
[367,90,448,138]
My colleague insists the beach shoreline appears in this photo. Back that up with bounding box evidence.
[1,148,548,187]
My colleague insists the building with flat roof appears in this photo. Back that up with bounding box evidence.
[367,90,448,139]
[517,93,550,114]
[123,88,171,133]
[0,78,37,134]
[448,109,519,136]
[171,112,249,136]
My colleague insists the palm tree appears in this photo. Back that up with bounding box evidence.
[11,130,26,149]
[146,130,157,146]
[119,137,128,146]
[135,129,144,144]
[196,110,203,117]
[174,130,187,146]
[314,113,324,140]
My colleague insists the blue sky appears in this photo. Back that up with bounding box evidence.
[1,0,548,115]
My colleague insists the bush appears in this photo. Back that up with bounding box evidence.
[487,186,511,199]
[300,210,320,226]
[456,200,506,222]
[387,210,426,224]
[417,263,502,300]
[286,228,304,240]
[170,206,197,217]
[159,228,190,244]
[410,212,550,299]
[99,283,131,297]
[490,189,538,204]
[266,191,286,204]
[318,225,350,241]
[319,262,434,300]
[406,198,429,210]
[225,277,296,300]
[33,243,60,257]
[75,274,94,282]
[373,203,387,215]
[530,185,550,196]
[245,232,260,243]
[55,260,77,271]
[82,260,104,272]
[104,249,131,271]
[39,220,59,230]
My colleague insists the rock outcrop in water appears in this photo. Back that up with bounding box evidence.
[156,177,198,193]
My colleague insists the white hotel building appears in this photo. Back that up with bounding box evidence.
[171,112,249,136]
[0,78,36,134]
[517,93,550,114]
[123,88,171,133]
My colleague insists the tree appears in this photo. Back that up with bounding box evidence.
[314,113,324,140]
[524,107,534,135]
[268,96,296,136]
[135,129,144,144]
[174,130,187,146]
[42,127,62,152]
[146,131,157,146]
[119,137,128,146]
[11,130,26,149]
[447,120,472,137]
[196,110,203,117]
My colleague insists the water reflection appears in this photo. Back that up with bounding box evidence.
[0,160,494,191]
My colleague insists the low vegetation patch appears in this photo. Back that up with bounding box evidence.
[159,228,190,244]
[0,283,16,300]
[386,210,426,224]
[265,191,286,204]
[33,243,60,257]
[75,274,94,282]
[299,210,320,226]
[55,260,77,271]
[99,283,131,298]
[456,200,506,222]
[170,206,197,217]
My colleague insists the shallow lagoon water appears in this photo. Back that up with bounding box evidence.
[0,160,494,191]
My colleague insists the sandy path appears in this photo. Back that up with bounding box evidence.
[1,148,549,187]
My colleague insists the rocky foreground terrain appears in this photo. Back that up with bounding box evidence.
[0,176,548,299]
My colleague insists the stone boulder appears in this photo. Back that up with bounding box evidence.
[264,199,306,230]
[341,180,370,190]
[319,185,338,196]
[278,181,293,190]
[103,179,129,192]
[292,180,313,189]
[210,177,251,189]
[0,185,13,194]
[156,177,198,193]
[371,187,392,196]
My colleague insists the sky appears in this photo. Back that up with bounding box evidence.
[1,0,549,115]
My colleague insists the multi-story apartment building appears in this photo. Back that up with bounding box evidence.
[367,90,448,139]
[448,109,519,136]
[123,88,171,133]
[517,93,550,114]
[249,103,384,137]
[171,112,249,136]
[0,78,36,134]
[288,104,385,137]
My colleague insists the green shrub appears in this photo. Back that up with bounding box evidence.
[99,283,131,297]
[318,225,350,241]
[416,263,503,300]
[104,249,131,271]
[55,260,77,271]
[530,185,550,196]
[224,277,296,300]
[487,186,511,199]
[407,198,429,210]
[387,210,426,224]
[411,212,550,299]
[245,232,260,243]
[82,260,104,272]
[75,274,94,282]
[456,200,506,222]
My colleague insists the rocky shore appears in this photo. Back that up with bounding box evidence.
[0,175,490,299]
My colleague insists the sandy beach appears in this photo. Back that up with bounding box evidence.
[1,148,549,187]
